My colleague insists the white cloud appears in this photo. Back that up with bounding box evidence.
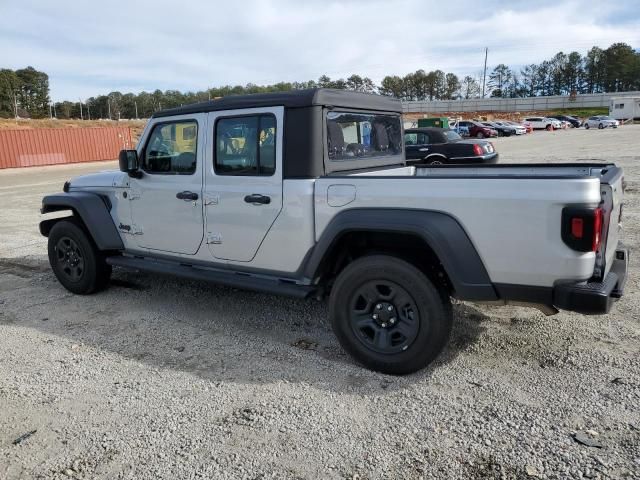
[0,0,638,100]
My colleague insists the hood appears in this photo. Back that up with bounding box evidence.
[68,170,128,189]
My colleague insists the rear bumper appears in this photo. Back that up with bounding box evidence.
[553,248,629,315]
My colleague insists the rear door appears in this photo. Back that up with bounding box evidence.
[129,115,206,254]
[203,107,283,262]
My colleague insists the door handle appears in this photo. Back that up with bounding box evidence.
[176,191,199,201]
[244,194,271,205]
[419,147,429,152]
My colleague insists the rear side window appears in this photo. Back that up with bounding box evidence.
[143,121,198,175]
[215,114,276,176]
[327,111,401,161]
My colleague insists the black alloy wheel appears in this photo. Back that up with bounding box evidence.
[349,280,420,355]
[55,236,85,282]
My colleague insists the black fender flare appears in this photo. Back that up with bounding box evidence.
[40,192,124,251]
[302,208,497,301]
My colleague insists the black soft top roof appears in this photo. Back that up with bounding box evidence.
[152,88,402,118]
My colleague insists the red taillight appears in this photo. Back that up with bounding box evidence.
[592,207,603,252]
[571,218,584,238]
[561,207,605,252]
[473,144,483,156]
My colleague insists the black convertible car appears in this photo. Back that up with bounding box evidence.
[404,127,499,165]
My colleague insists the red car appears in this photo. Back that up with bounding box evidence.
[458,120,498,139]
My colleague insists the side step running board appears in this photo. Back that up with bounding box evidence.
[106,255,315,299]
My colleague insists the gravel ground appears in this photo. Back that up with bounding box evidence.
[1,126,639,479]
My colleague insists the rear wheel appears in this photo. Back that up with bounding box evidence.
[476,132,484,139]
[598,123,604,129]
[585,123,590,129]
[426,156,446,165]
[48,219,111,294]
[329,255,452,375]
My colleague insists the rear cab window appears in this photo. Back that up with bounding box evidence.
[326,111,402,164]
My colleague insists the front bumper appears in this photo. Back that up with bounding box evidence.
[554,248,629,315]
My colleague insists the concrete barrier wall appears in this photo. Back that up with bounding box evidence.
[0,127,133,169]
[402,91,640,113]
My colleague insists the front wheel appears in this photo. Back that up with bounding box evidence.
[329,255,452,375]
[585,123,590,129]
[476,132,484,139]
[546,124,553,131]
[48,219,112,294]
[598,123,604,129]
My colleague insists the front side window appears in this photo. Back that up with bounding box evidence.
[327,111,401,161]
[143,121,198,174]
[215,115,276,176]
[405,133,418,145]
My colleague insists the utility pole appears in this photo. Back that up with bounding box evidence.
[134,101,138,119]
[49,103,53,119]
[481,47,488,98]
[108,100,111,120]
[13,93,18,119]
[53,102,57,118]
[79,99,83,120]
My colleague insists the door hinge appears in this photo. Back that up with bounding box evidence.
[206,233,222,244]
[204,194,219,206]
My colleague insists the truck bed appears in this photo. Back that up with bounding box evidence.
[315,163,623,289]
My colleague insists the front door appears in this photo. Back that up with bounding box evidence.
[204,108,283,262]
[129,116,205,255]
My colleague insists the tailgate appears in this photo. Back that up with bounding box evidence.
[598,166,624,278]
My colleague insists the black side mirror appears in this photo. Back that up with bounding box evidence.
[119,150,142,178]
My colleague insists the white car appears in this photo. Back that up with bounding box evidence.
[584,116,619,129]
[524,117,562,131]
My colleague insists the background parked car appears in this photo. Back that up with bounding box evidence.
[480,121,517,137]
[584,115,619,129]
[549,114,581,128]
[451,123,470,137]
[458,120,498,139]
[404,127,498,165]
[494,121,527,135]
[524,116,561,130]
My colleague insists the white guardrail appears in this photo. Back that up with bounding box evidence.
[402,91,640,113]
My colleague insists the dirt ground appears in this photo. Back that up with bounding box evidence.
[0,126,638,479]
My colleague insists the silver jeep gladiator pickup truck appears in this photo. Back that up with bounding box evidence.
[40,89,628,374]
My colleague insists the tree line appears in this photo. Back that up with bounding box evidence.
[0,67,50,118]
[1,42,638,119]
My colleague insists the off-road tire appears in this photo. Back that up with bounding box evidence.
[48,218,112,294]
[329,255,452,375]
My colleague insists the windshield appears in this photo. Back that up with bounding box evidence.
[327,111,402,161]
[444,130,462,141]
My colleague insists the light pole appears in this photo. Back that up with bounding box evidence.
[79,99,83,120]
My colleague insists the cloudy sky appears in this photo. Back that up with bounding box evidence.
[1,0,639,101]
